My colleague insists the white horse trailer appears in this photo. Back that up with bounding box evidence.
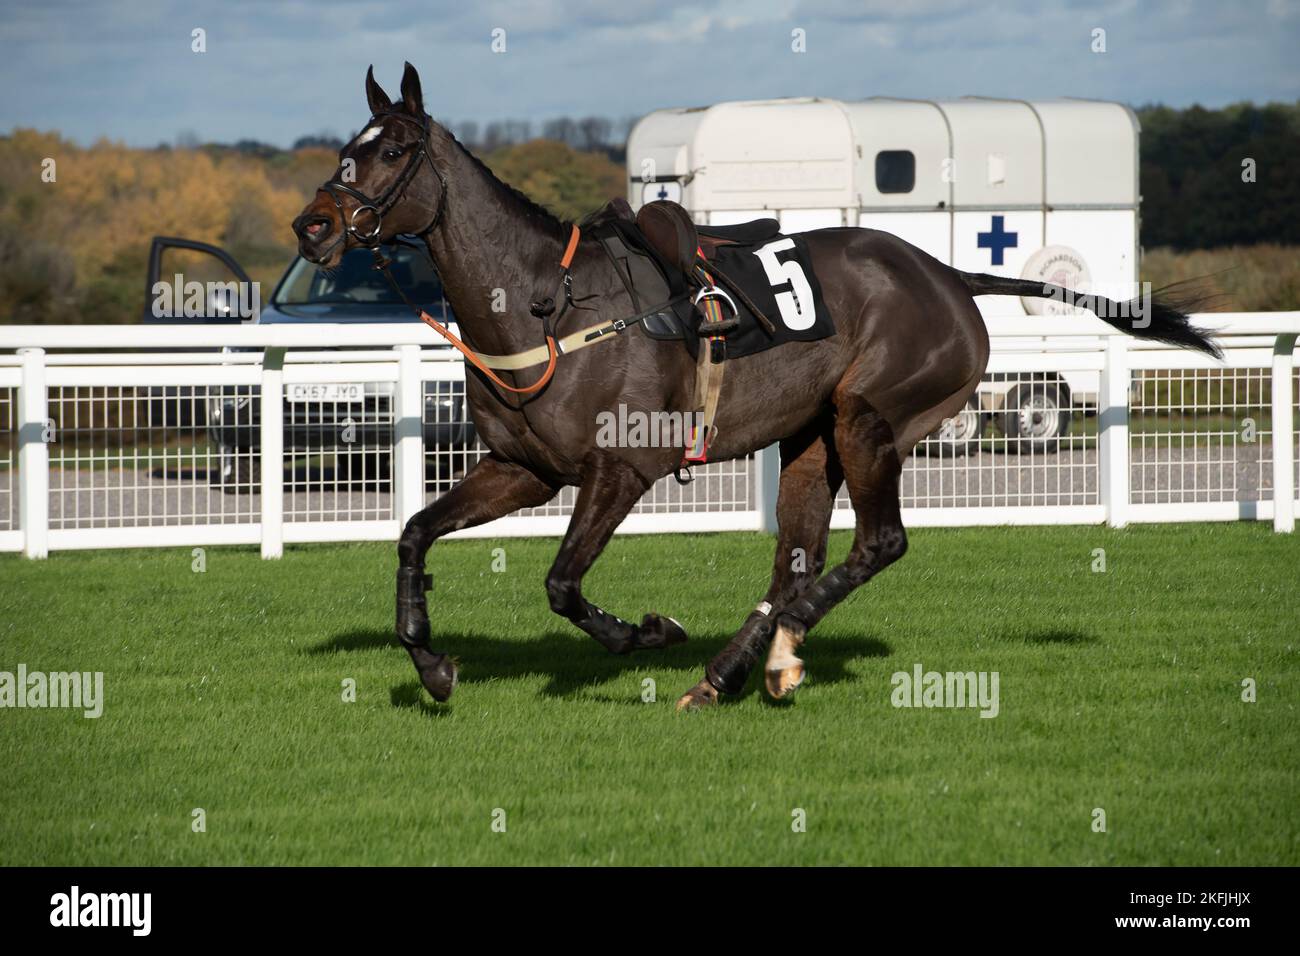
[626,96,1141,453]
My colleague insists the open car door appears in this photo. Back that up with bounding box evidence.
[142,236,254,324]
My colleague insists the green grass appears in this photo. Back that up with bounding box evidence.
[0,524,1296,866]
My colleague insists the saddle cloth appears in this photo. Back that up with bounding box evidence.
[587,204,834,361]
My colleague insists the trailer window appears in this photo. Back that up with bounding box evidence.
[875,151,915,194]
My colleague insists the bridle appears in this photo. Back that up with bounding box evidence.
[311,107,740,468]
[315,108,595,398]
[322,108,448,246]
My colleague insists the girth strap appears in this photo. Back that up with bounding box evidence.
[685,347,725,464]
[682,256,734,465]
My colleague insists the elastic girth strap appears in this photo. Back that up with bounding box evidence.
[683,345,725,465]
[682,254,731,464]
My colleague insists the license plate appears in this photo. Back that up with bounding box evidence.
[287,383,364,404]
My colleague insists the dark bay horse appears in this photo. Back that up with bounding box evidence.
[292,64,1219,710]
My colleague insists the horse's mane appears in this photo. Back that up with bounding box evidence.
[432,114,567,230]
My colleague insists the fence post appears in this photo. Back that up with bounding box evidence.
[755,442,780,533]
[17,348,48,559]
[1099,334,1130,529]
[393,344,425,530]
[1272,333,1298,533]
[260,347,286,559]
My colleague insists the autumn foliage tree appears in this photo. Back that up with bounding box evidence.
[0,129,626,324]
[478,138,626,223]
[0,130,317,324]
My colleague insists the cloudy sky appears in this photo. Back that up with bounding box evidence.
[2,0,1296,147]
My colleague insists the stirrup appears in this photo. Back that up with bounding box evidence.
[692,284,738,315]
[693,285,741,335]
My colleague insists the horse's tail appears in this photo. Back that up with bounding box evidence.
[957,270,1223,359]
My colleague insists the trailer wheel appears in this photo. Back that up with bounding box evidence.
[1001,382,1071,454]
[919,396,987,457]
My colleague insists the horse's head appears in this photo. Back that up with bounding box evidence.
[293,62,446,268]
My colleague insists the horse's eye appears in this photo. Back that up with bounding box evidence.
[382,147,403,161]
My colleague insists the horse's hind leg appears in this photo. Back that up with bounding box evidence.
[397,455,558,702]
[677,420,842,710]
[767,396,907,695]
[545,450,688,654]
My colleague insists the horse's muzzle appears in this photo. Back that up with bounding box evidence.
[292,204,344,265]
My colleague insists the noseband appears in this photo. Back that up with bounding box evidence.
[322,108,448,245]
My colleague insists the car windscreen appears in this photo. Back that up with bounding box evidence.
[273,244,444,307]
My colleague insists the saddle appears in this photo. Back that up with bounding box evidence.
[634,200,781,273]
[584,198,784,472]
[585,198,781,342]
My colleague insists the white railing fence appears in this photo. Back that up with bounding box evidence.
[1,314,1297,559]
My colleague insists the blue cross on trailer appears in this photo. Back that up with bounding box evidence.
[640,180,682,205]
[977,215,1018,266]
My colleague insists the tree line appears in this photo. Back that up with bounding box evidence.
[1137,102,1300,249]
[0,132,625,325]
[289,116,635,162]
[0,102,1295,325]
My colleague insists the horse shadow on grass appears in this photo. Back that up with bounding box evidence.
[310,627,891,711]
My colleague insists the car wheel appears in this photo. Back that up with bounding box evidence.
[919,396,986,457]
[1001,382,1071,454]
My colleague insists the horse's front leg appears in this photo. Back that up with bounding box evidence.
[397,455,558,701]
[545,450,687,654]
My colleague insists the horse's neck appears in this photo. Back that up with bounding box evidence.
[422,135,566,356]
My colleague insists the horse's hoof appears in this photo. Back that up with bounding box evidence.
[764,658,805,699]
[638,613,688,650]
[675,679,719,712]
[417,653,458,703]
[765,616,807,700]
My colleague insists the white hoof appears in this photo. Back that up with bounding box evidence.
[765,618,807,700]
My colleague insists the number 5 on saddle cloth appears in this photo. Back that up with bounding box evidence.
[587,199,834,467]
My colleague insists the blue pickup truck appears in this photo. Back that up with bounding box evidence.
[143,237,475,491]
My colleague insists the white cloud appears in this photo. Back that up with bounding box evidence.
[0,0,1293,148]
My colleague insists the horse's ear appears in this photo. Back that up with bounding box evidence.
[400,61,424,117]
[365,65,392,114]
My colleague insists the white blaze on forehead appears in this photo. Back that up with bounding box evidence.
[356,126,383,145]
